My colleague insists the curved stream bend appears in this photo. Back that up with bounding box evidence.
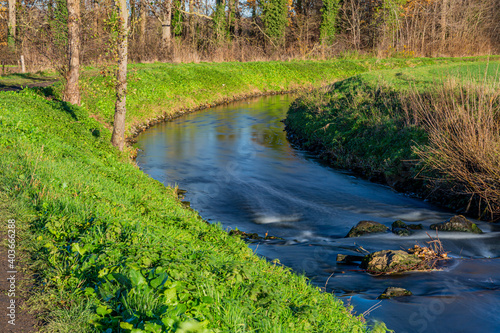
[136,95,500,333]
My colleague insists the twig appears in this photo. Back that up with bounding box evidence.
[363,300,382,317]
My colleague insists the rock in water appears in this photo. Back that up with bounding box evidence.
[378,287,413,299]
[430,215,483,234]
[391,220,423,236]
[361,250,423,274]
[392,220,411,236]
[345,220,389,238]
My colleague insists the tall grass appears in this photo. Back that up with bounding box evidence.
[403,77,500,219]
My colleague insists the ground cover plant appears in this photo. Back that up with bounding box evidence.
[285,59,500,218]
[0,71,58,90]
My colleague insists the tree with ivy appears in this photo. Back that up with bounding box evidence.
[320,0,340,45]
[213,0,227,42]
[260,0,288,46]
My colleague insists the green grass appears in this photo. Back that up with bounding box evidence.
[285,58,500,196]
[361,60,500,91]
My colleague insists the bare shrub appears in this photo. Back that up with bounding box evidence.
[403,72,500,219]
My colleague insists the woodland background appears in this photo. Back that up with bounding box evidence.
[0,0,499,72]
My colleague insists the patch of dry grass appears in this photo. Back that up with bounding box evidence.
[403,74,500,219]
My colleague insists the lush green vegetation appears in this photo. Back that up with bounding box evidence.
[285,59,500,211]
[0,71,58,89]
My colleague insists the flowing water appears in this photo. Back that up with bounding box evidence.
[135,95,500,332]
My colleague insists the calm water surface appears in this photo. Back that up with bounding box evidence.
[136,95,500,332]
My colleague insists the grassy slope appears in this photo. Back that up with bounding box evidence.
[0,60,412,333]
[285,59,500,195]
[1,58,493,332]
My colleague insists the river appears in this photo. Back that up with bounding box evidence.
[135,95,500,332]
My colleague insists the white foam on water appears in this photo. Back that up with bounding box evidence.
[253,214,301,224]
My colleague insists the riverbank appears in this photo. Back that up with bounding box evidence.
[285,59,500,219]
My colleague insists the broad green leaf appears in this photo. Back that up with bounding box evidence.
[129,269,146,286]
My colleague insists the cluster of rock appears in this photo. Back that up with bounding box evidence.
[345,215,482,238]
[337,215,481,276]
[337,248,438,275]
[336,215,482,299]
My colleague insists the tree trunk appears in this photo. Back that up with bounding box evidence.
[161,1,172,50]
[140,0,147,49]
[20,54,25,73]
[64,0,81,106]
[93,0,99,34]
[111,0,129,151]
[188,0,195,43]
[441,0,448,48]
[8,0,16,48]
[233,0,239,36]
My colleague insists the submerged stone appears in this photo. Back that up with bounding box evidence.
[430,215,483,234]
[336,254,365,264]
[391,220,412,236]
[378,287,413,299]
[346,220,389,238]
[392,220,407,230]
[393,228,412,236]
[361,250,423,274]
[407,223,423,230]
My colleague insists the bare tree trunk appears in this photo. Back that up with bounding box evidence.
[140,0,147,49]
[227,0,232,35]
[20,54,25,73]
[441,0,448,49]
[64,0,81,106]
[161,1,172,50]
[111,0,129,151]
[8,0,16,48]
[234,0,239,37]
[188,0,195,43]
